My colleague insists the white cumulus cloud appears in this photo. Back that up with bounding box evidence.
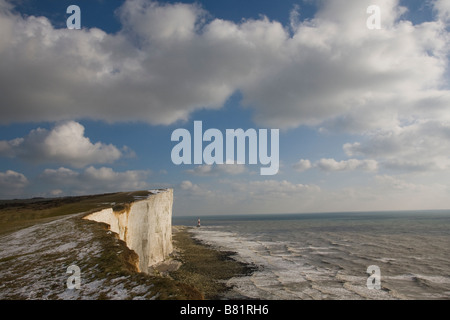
[178,180,212,196]
[40,166,150,195]
[0,170,28,198]
[293,159,312,172]
[0,121,127,168]
[316,158,379,172]
[231,179,320,198]
[343,120,450,172]
[292,158,378,172]
[185,164,247,176]
[0,0,448,132]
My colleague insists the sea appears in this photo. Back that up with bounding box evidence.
[173,211,450,300]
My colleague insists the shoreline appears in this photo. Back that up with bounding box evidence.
[162,225,256,300]
[166,225,256,300]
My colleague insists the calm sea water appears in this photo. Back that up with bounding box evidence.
[173,211,450,300]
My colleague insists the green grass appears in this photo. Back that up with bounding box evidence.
[0,190,154,235]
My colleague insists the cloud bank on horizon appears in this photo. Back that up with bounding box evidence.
[0,0,450,214]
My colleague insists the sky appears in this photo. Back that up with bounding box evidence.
[0,0,450,216]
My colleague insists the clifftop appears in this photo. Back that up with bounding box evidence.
[0,190,164,235]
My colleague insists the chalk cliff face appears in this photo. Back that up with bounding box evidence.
[83,189,173,273]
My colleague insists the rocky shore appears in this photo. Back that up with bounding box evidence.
[169,226,256,299]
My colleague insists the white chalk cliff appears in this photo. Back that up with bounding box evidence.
[83,189,173,273]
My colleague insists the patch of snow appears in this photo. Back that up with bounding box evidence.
[0,213,157,300]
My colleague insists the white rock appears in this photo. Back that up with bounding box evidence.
[84,189,173,273]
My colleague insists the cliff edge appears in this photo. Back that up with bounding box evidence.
[83,189,173,273]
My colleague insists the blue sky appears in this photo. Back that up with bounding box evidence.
[1,0,450,216]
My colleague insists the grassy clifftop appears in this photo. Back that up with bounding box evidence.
[0,190,155,235]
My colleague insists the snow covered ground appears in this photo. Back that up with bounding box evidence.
[0,212,157,300]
